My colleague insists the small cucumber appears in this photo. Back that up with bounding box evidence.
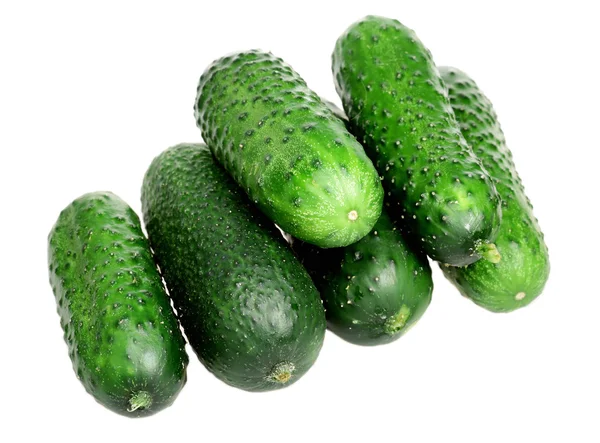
[332,16,502,266]
[47,192,188,417]
[194,50,383,248]
[439,67,550,312]
[141,143,326,391]
[294,210,432,345]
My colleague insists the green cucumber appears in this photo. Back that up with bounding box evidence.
[294,210,432,346]
[141,143,326,391]
[194,50,383,248]
[47,192,188,417]
[332,16,502,266]
[439,67,550,312]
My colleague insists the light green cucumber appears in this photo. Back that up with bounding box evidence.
[194,50,383,248]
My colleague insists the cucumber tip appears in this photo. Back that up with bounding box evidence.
[128,391,152,413]
[267,362,295,384]
[515,292,526,301]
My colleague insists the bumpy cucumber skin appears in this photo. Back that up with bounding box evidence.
[194,50,383,248]
[142,144,326,391]
[294,210,432,346]
[439,67,550,312]
[47,192,188,417]
[332,16,502,266]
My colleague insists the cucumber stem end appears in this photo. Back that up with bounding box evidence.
[128,391,152,412]
[476,242,501,264]
[383,304,411,335]
[267,362,295,384]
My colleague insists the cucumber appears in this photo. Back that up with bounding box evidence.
[332,16,502,266]
[141,143,326,391]
[294,210,432,346]
[439,67,550,312]
[194,50,383,248]
[47,192,188,417]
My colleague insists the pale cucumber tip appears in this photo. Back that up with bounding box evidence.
[347,210,358,221]
[477,242,501,264]
[267,362,295,384]
[515,291,526,301]
[383,305,411,335]
[128,391,152,413]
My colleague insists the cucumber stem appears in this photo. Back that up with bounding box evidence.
[267,362,295,384]
[383,305,411,335]
[476,242,501,264]
[128,391,152,412]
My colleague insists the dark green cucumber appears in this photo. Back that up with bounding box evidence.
[141,143,326,391]
[294,210,432,346]
[332,16,502,266]
[47,192,188,417]
[194,50,383,248]
[439,67,550,312]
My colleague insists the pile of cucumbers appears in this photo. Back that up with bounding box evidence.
[47,15,550,417]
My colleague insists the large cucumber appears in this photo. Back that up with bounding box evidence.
[439,67,550,312]
[47,192,188,417]
[141,143,326,391]
[332,16,502,266]
[194,50,383,248]
[294,210,432,346]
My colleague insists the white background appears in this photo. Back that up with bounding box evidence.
[1,1,598,442]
